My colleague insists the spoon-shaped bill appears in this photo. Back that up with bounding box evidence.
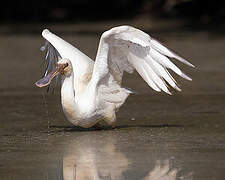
[35,63,67,88]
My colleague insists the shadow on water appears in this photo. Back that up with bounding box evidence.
[48,124,184,132]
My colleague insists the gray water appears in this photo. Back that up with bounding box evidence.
[0,21,225,179]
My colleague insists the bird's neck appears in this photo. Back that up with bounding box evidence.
[61,74,80,125]
[42,30,94,79]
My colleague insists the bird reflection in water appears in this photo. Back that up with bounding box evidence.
[61,135,192,180]
[143,160,193,180]
[63,135,128,180]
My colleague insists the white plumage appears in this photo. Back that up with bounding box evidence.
[36,25,194,128]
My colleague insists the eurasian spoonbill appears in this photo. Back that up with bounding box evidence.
[35,26,194,128]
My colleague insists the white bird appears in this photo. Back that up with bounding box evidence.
[35,26,194,128]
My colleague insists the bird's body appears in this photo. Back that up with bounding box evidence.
[36,26,194,128]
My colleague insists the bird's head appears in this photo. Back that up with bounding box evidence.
[35,58,72,88]
[58,58,73,77]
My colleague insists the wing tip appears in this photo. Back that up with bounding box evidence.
[181,73,192,81]
[174,85,182,92]
[167,90,172,95]
[151,38,195,68]
[176,56,195,68]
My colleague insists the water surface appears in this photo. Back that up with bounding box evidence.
[0,22,225,179]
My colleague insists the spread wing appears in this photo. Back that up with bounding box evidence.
[91,25,194,94]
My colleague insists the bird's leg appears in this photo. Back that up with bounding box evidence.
[103,105,117,127]
[91,121,115,130]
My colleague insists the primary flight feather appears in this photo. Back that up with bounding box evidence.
[35,25,194,128]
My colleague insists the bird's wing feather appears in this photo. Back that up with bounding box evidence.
[91,26,194,94]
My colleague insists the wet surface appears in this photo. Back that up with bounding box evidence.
[0,20,225,179]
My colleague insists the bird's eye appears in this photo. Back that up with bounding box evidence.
[66,63,69,67]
